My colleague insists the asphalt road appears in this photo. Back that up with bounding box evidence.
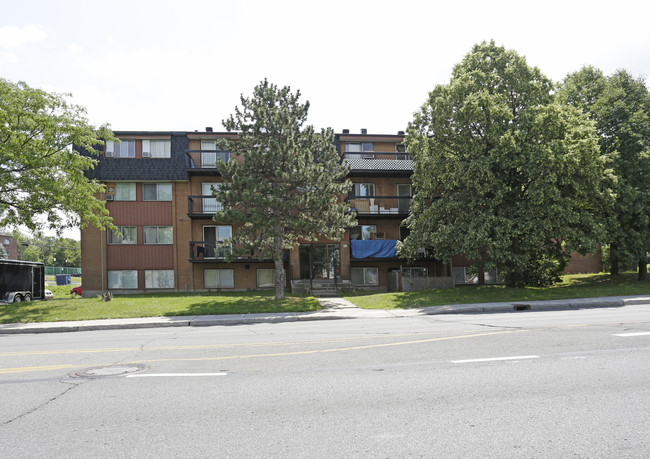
[1,304,649,458]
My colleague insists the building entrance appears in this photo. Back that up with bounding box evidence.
[299,244,340,280]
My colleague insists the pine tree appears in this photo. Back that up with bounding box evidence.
[215,80,355,299]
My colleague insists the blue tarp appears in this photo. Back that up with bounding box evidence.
[350,240,397,258]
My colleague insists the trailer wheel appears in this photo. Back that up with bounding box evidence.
[13,294,22,303]
[24,294,32,302]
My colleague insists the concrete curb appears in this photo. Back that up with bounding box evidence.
[1,295,648,335]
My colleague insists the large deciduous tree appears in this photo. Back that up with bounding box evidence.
[401,41,608,287]
[558,67,650,279]
[0,78,113,235]
[215,79,355,299]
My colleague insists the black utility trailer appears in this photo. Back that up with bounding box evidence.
[0,259,45,303]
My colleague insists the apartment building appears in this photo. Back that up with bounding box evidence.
[80,128,600,296]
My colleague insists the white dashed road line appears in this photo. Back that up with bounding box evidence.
[613,332,650,337]
[451,355,540,364]
[126,373,228,378]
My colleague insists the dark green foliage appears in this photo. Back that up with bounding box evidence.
[215,79,355,299]
[402,41,607,287]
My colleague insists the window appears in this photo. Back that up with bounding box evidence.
[396,143,406,153]
[108,226,137,244]
[142,140,171,158]
[106,140,135,158]
[200,140,229,167]
[350,225,377,241]
[114,183,136,201]
[143,226,173,244]
[345,142,373,152]
[202,182,223,213]
[352,183,375,197]
[257,269,275,288]
[350,267,378,285]
[204,269,234,288]
[108,270,138,289]
[145,270,174,289]
[452,267,479,285]
[403,267,428,278]
[143,183,172,201]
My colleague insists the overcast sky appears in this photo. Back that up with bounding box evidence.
[3,0,650,136]
[2,0,650,240]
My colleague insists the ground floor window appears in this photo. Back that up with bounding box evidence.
[204,269,234,288]
[145,270,174,289]
[403,267,428,278]
[350,267,378,285]
[108,270,138,289]
[257,269,275,287]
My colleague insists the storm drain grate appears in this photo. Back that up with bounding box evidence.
[72,364,148,379]
[512,304,531,311]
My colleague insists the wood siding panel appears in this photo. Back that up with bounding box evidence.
[107,245,174,270]
[106,202,173,225]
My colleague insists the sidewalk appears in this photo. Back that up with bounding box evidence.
[1,295,649,335]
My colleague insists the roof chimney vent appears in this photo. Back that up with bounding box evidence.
[398,130,405,135]
[342,129,350,134]
[206,127,213,132]
[360,128,367,135]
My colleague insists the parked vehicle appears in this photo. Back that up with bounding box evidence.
[70,286,82,297]
[0,259,46,303]
[44,289,54,300]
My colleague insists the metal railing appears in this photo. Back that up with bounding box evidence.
[189,241,289,262]
[186,150,231,169]
[346,195,412,215]
[188,195,224,216]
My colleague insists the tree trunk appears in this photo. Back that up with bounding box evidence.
[610,244,619,276]
[638,258,648,281]
[273,233,285,300]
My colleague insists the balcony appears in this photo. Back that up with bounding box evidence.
[346,196,412,217]
[189,241,289,263]
[188,195,223,218]
[341,152,414,173]
[186,150,231,170]
[349,241,435,260]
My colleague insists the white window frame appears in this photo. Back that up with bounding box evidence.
[108,226,137,245]
[143,183,172,201]
[142,140,171,158]
[256,269,276,288]
[350,267,379,286]
[106,140,135,158]
[145,270,174,289]
[202,182,223,213]
[143,226,173,245]
[114,183,136,201]
[204,269,234,288]
[108,270,138,289]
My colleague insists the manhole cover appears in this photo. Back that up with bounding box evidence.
[72,363,148,379]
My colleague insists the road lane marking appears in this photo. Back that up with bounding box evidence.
[0,329,526,375]
[613,332,650,337]
[126,373,227,378]
[451,355,540,364]
[0,331,491,358]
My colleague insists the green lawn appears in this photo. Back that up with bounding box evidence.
[0,291,320,324]
[344,273,650,309]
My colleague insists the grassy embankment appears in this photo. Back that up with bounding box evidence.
[344,273,650,309]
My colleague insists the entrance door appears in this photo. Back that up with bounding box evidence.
[397,184,412,213]
[299,244,340,280]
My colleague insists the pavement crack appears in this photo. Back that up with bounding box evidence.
[2,380,84,426]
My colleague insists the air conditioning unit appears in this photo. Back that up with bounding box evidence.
[105,151,114,158]
[106,194,114,201]
[142,151,151,158]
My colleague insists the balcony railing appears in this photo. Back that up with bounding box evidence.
[186,150,231,169]
[346,195,412,216]
[189,241,289,262]
[341,152,414,171]
[188,195,224,217]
